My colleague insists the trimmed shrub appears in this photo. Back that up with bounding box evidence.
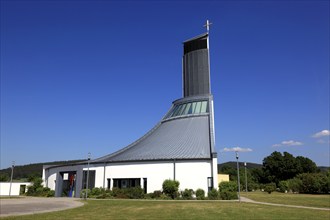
[207,188,219,200]
[124,186,145,199]
[219,191,237,200]
[181,189,194,200]
[162,179,180,199]
[195,188,205,200]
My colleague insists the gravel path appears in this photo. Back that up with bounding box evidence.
[240,196,330,211]
[0,197,84,217]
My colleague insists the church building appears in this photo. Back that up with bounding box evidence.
[42,29,218,197]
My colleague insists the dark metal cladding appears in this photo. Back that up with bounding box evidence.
[183,33,210,97]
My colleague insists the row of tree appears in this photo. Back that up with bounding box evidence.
[219,151,330,194]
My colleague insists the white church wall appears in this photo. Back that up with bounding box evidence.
[103,161,174,193]
[83,165,105,188]
[46,172,57,190]
[102,160,213,193]
[175,161,212,192]
[0,182,31,196]
[43,159,214,197]
[212,156,218,189]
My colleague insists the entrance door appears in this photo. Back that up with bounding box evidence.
[60,171,77,197]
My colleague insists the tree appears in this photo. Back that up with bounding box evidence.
[296,156,319,174]
[262,151,284,184]
[296,173,329,194]
[264,183,276,194]
[219,165,236,180]
[261,151,318,185]
[0,173,9,182]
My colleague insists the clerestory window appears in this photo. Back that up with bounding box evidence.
[164,101,209,120]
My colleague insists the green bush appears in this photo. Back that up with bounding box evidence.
[248,182,260,191]
[195,188,205,200]
[207,188,219,200]
[218,181,238,200]
[181,189,194,200]
[123,187,145,199]
[287,178,302,193]
[162,179,180,199]
[219,191,238,200]
[264,183,276,194]
[295,173,329,194]
[153,190,162,198]
[278,180,288,193]
[80,189,91,198]
[219,181,237,192]
[26,177,54,197]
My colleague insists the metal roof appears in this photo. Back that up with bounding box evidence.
[92,114,212,163]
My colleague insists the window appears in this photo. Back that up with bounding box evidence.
[164,101,209,120]
[113,178,141,189]
[200,101,208,113]
[183,103,191,115]
[82,170,95,190]
[107,179,111,190]
[143,178,147,194]
[194,102,202,114]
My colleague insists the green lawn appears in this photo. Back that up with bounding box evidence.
[242,191,330,208]
[2,199,329,220]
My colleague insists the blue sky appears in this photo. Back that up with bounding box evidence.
[1,0,329,169]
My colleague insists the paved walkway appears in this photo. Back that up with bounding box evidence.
[240,196,330,211]
[0,197,84,217]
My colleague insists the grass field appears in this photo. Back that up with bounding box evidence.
[1,199,329,220]
[242,191,330,208]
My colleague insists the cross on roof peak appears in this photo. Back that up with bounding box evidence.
[203,20,212,32]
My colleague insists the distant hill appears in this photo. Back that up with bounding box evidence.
[218,161,262,172]
[0,160,84,181]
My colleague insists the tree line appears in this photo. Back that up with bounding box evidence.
[219,151,330,194]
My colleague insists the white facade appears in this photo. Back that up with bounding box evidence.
[0,182,31,196]
[43,159,218,197]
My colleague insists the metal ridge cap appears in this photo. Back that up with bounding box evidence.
[172,94,212,105]
[161,113,209,123]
